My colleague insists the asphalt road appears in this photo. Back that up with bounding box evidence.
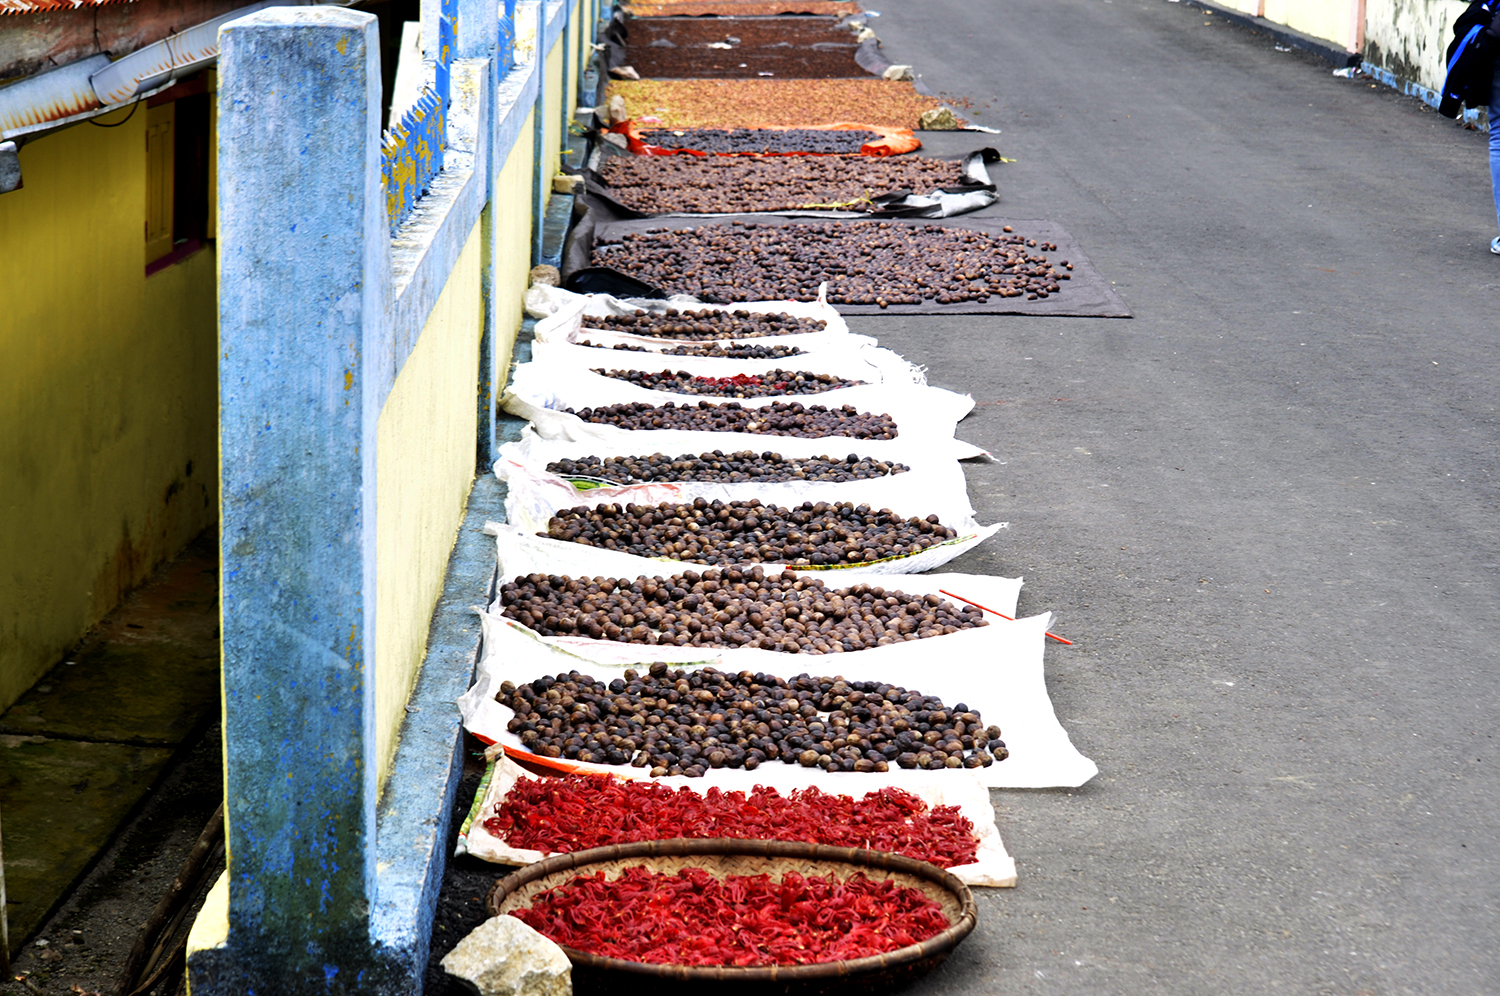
[849,1,1500,993]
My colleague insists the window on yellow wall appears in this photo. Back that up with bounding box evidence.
[145,74,214,275]
[145,103,175,265]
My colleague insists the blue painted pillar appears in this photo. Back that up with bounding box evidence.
[498,0,517,72]
[213,7,394,990]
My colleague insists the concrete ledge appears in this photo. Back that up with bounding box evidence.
[1175,0,1357,68]
[1361,61,1489,127]
[542,0,567,55]
[369,473,502,990]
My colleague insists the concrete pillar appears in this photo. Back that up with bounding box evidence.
[210,6,394,990]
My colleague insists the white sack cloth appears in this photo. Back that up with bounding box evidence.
[457,575,1098,790]
[533,287,873,352]
[530,336,925,387]
[463,754,1018,888]
[492,432,980,523]
[500,372,990,462]
[487,512,1003,580]
[528,284,860,348]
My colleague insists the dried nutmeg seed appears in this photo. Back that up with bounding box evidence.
[564,399,900,439]
[591,367,863,399]
[497,663,1002,777]
[497,566,987,653]
[598,152,968,215]
[586,308,826,341]
[578,339,807,361]
[540,497,959,567]
[547,449,908,485]
[592,220,1069,307]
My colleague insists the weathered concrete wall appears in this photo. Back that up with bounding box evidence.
[0,112,218,714]
[374,222,482,786]
[1364,0,1472,101]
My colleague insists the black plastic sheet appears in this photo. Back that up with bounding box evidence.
[562,213,1132,317]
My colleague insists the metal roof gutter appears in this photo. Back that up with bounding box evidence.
[0,0,330,140]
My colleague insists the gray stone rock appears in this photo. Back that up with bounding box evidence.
[0,141,22,194]
[441,915,572,996]
[919,107,961,130]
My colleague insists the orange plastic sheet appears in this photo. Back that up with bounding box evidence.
[624,0,861,16]
[608,120,921,157]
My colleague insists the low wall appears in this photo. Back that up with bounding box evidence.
[1264,0,1361,51]
[186,0,601,988]
[1363,0,1477,115]
[375,222,483,786]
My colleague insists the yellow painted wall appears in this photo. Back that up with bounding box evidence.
[0,108,219,714]
[567,0,584,124]
[492,110,538,394]
[1263,0,1359,50]
[542,19,566,185]
[374,222,483,786]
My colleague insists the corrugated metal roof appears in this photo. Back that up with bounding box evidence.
[0,0,140,15]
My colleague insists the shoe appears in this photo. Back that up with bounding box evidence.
[1492,236,1500,255]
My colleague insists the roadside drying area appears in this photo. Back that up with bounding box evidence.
[422,2,1133,992]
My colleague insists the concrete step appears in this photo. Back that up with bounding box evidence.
[0,535,220,956]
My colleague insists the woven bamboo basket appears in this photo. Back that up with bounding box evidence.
[485,837,978,996]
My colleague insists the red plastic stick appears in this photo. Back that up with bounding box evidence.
[938,589,1073,645]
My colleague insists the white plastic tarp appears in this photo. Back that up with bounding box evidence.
[526,337,925,393]
[458,574,1099,789]
[528,284,864,350]
[462,754,1018,887]
[487,517,1002,580]
[493,431,982,528]
[501,366,989,461]
[496,403,991,466]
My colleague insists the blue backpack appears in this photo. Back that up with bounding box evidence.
[1440,0,1498,118]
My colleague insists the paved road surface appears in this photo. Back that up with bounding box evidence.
[853,1,1500,993]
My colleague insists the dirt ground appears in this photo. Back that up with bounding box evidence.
[4,724,223,996]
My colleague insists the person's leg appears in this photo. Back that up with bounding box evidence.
[1491,64,1500,248]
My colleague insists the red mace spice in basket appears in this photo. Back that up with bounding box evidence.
[509,866,950,966]
[484,775,979,867]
